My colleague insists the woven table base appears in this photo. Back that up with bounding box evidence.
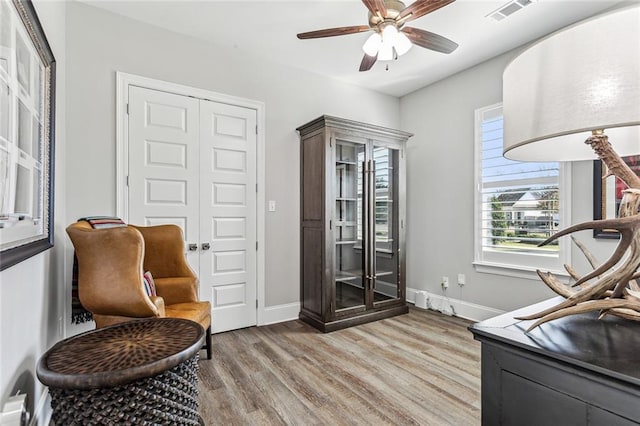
[49,356,201,425]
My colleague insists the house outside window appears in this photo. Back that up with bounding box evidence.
[474,103,570,277]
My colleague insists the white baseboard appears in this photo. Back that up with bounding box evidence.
[260,302,300,326]
[406,287,504,322]
[258,292,501,326]
[31,388,51,426]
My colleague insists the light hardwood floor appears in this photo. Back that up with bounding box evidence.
[197,307,481,425]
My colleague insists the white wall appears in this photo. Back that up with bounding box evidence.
[64,1,400,312]
[400,48,619,316]
[0,0,66,422]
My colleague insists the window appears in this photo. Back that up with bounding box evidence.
[474,104,570,276]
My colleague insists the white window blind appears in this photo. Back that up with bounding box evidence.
[475,104,569,274]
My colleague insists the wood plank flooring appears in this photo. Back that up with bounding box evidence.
[197,307,481,425]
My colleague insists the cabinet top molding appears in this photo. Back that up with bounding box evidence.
[297,115,414,140]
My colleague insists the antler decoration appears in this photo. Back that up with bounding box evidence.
[518,133,640,331]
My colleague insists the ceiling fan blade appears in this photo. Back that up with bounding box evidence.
[297,25,371,39]
[359,53,378,72]
[402,27,458,54]
[361,0,387,18]
[396,0,456,24]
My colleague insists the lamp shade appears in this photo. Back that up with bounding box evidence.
[503,6,640,162]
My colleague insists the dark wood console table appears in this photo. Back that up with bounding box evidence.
[469,298,640,425]
[37,318,205,425]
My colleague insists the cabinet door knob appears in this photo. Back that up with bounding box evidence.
[202,242,211,251]
[188,243,198,251]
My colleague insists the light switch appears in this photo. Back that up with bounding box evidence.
[268,200,276,212]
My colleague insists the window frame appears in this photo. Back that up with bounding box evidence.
[473,103,571,279]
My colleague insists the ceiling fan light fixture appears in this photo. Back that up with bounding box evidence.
[362,32,382,56]
[395,31,412,56]
[298,0,459,72]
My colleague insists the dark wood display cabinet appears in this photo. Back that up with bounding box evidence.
[298,115,413,332]
[469,297,640,425]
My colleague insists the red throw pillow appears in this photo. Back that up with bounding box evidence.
[143,271,157,297]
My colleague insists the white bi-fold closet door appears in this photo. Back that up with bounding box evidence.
[128,85,257,333]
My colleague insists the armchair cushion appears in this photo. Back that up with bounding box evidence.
[165,301,211,330]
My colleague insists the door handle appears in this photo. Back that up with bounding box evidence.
[188,243,198,251]
[202,242,211,251]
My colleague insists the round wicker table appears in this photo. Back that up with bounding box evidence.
[36,318,205,425]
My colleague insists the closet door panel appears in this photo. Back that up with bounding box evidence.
[128,86,200,272]
[200,101,258,333]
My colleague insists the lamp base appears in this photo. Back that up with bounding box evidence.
[518,133,640,331]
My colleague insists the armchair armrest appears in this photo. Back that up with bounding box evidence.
[149,296,166,317]
[153,277,199,305]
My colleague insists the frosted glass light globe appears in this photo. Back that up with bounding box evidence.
[382,25,398,46]
[362,32,382,56]
[395,31,412,56]
[378,40,394,61]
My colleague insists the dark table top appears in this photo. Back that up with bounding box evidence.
[469,297,640,387]
[37,318,204,389]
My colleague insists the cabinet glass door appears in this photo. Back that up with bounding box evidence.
[372,145,400,304]
[335,140,366,310]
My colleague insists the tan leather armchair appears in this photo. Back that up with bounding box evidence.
[66,222,212,359]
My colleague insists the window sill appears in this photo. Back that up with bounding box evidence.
[473,261,570,282]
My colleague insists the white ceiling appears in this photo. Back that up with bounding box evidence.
[82,0,627,97]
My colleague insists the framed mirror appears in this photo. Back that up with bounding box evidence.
[593,155,640,239]
[0,0,56,270]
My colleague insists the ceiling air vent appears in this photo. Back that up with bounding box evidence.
[487,0,534,22]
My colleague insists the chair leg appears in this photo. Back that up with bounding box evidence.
[205,325,212,360]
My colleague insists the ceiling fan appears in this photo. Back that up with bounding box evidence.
[297,0,458,72]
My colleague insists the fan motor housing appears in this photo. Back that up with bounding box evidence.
[368,0,406,27]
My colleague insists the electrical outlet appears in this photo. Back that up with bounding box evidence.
[458,273,466,286]
[441,276,449,289]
